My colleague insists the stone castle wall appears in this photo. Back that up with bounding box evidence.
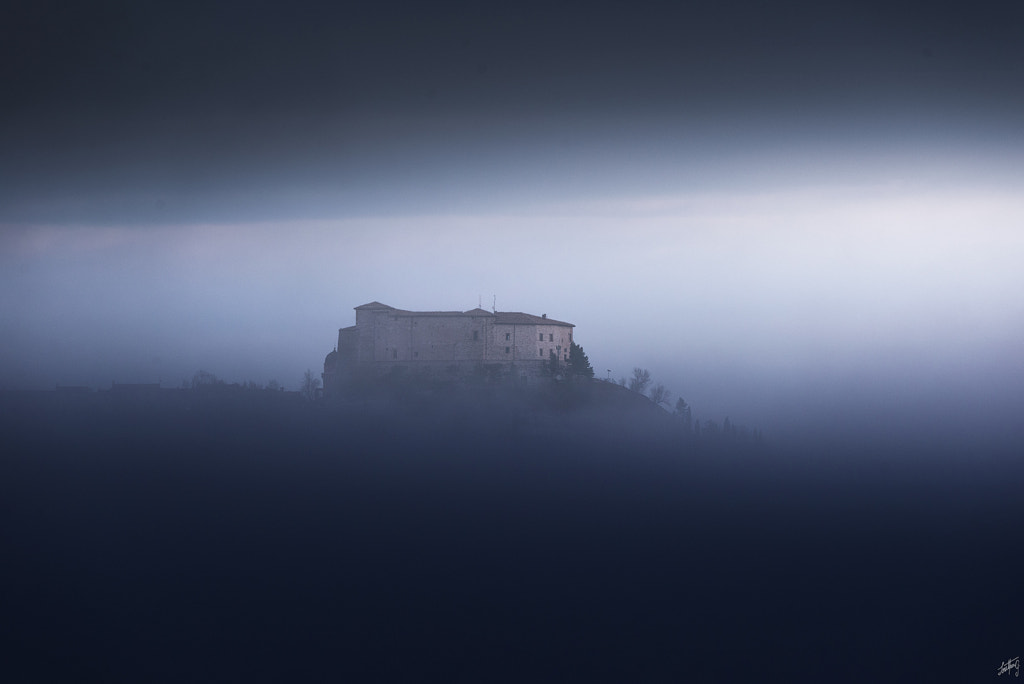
[325,303,574,395]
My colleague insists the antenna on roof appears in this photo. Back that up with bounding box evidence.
[492,295,496,313]
[478,294,482,309]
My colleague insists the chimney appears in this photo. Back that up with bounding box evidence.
[542,313,547,318]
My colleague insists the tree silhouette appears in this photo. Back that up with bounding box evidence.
[191,370,221,389]
[628,367,651,394]
[674,398,692,431]
[649,383,671,407]
[548,350,561,377]
[301,369,321,401]
[568,342,594,379]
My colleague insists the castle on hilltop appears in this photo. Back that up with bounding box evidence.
[323,301,575,394]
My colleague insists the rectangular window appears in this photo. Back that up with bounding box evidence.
[473,331,479,341]
[540,349,544,356]
[505,333,510,341]
[549,334,553,341]
[539,333,543,341]
[505,346,510,354]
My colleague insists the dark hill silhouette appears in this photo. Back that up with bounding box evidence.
[1,385,1020,682]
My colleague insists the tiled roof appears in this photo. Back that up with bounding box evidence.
[494,312,574,327]
[391,309,474,317]
[353,303,573,326]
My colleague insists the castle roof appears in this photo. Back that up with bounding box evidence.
[353,302,573,327]
[494,312,573,327]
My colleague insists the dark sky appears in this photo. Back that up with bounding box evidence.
[2,1,1023,444]
[4,0,1022,222]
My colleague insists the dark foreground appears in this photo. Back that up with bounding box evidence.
[2,389,1022,682]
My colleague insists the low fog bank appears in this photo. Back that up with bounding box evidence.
[5,179,1022,450]
[3,384,1021,681]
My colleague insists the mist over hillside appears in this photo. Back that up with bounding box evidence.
[3,0,1024,447]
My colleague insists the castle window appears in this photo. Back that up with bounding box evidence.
[549,334,553,342]
[540,349,544,357]
[539,333,543,341]
[505,346,510,354]
[473,331,479,341]
[505,333,510,341]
